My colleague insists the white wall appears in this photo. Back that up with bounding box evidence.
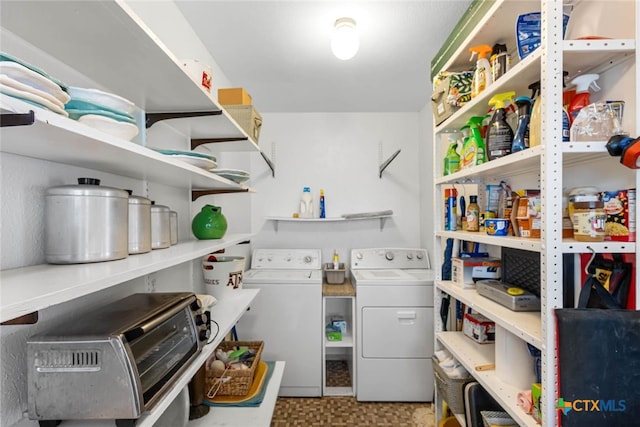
[245,112,424,263]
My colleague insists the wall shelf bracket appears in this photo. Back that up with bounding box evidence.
[379,149,401,178]
[191,136,248,150]
[260,150,275,177]
[1,311,38,325]
[192,188,250,201]
[145,110,222,128]
[1,110,35,127]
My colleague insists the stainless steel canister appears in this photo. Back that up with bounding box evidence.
[169,211,178,245]
[45,178,129,264]
[127,192,152,254]
[151,203,171,249]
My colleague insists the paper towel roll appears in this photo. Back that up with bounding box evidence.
[495,325,536,389]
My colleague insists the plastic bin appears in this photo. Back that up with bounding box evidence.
[324,263,346,284]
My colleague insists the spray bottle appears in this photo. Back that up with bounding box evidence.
[568,73,600,125]
[469,45,493,98]
[486,91,515,160]
[443,134,461,175]
[460,116,487,168]
[512,96,532,152]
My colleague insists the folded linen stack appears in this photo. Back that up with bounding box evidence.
[434,348,470,378]
[0,52,70,117]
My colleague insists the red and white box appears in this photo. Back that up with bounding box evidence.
[601,189,636,242]
[463,312,495,344]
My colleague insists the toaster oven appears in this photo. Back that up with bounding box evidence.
[27,292,210,426]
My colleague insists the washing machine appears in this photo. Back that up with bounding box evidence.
[351,247,435,401]
[235,248,322,397]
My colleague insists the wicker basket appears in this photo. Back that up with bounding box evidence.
[206,340,264,397]
[432,357,472,414]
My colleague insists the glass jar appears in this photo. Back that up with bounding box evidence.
[572,201,606,242]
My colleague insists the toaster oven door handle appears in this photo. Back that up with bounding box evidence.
[124,299,191,342]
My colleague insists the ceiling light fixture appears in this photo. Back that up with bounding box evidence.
[331,17,359,60]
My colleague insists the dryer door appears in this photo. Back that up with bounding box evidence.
[361,306,434,358]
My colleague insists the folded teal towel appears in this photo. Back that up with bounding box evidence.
[204,361,275,407]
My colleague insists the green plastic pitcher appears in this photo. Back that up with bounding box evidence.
[191,205,228,239]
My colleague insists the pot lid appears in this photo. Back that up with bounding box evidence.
[46,177,128,198]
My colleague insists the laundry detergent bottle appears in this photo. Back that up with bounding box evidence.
[460,116,487,168]
[486,91,515,160]
[512,96,532,152]
[299,187,314,218]
[469,45,493,98]
[568,73,600,125]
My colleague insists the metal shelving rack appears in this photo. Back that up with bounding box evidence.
[431,1,639,425]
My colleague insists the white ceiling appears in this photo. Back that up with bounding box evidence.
[176,1,472,113]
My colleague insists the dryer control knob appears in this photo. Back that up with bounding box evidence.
[416,253,424,260]
[356,252,363,260]
[406,253,413,260]
[304,255,312,263]
[385,251,395,261]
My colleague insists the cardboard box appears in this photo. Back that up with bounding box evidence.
[601,189,636,242]
[452,257,501,289]
[224,105,263,143]
[463,312,495,344]
[331,316,347,334]
[326,325,342,341]
[515,190,541,238]
[218,88,252,105]
[532,383,542,423]
[431,71,472,125]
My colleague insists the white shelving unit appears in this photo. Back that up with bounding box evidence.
[322,282,356,397]
[431,1,639,425]
[0,1,276,426]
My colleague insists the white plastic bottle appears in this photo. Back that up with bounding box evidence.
[299,187,314,218]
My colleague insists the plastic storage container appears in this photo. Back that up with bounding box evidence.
[324,263,346,284]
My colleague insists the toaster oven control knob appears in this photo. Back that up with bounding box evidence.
[190,299,202,311]
[199,328,211,341]
[385,251,394,261]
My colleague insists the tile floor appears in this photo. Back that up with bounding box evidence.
[270,361,436,426]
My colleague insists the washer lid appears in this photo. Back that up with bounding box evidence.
[243,269,323,284]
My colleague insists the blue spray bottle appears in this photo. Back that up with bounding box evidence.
[512,96,532,152]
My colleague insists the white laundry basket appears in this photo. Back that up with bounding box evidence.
[202,255,245,299]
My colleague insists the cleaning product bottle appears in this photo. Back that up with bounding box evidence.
[319,189,326,218]
[529,81,542,147]
[568,73,600,125]
[333,250,340,269]
[443,135,461,175]
[460,116,487,168]
[486,91,515,160]
[490,43,510,82]
[512,96,532,152]
[299,187,313,218]
[469,45,493,98]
